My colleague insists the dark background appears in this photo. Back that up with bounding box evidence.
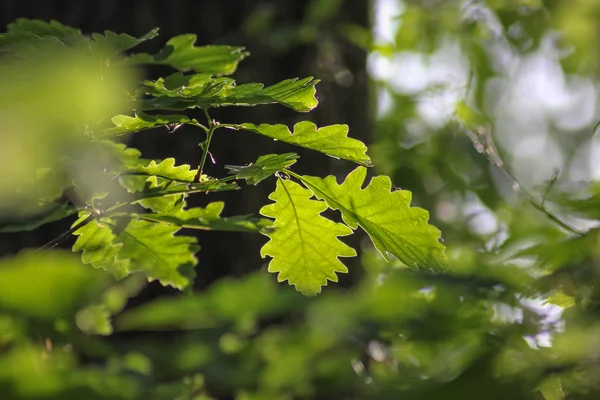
[0,0,371,291]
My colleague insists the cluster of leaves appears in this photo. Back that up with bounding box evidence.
[0,18,448,296]
[0,18,452,400]
[2,1,600,398]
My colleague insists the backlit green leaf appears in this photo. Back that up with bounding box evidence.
[260,179,356,295]
[140,76,320,112]
[298,167,449,271]
[134,158,197,183]
[129,35,248,75]
[119,159,197,213]
[103,112,196,136]
[116,219,199,290]
[235,122,371,166]
[225,153,299,185]
[140,202,273,233]
[72,215,130,280]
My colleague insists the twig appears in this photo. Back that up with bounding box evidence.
[35,214,94,252]
[196,108,217,181]
[467,125,584,236]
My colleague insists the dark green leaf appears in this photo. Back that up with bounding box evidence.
[91,27,159,53]
[0,18,86,50]
[550,182,600,220]
[140,202,273,233]
[0,202,76,233]
[140,76,320,112]
[225,153,299,185]
[0,19,158,54]
[128,35,248,75]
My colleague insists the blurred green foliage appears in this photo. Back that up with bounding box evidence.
[1,0,600,399]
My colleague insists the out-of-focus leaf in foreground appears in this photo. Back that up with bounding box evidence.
[0,251,109,319]
[0,38,137,219]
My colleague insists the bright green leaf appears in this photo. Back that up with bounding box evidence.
[225,153,299,185]
[134,158,197,183]
[118,158,236,213]
[141,76,320,112]
[140,202,273,233]
[103,111,196,136]
[128,35,248,75]
[72,215,130,280]
[298,167,449,271]
[118,159,196,213]
[260,179,356,295]
[545,291,575,308]
[235,122,371,166]
[116,219,199,290]
[120,180,239,214]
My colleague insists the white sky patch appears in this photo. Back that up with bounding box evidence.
[371,0,599,223]
[592,132,600,180]
[373,0,402,44]
[462,193,499,236]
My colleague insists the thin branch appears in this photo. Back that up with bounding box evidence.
[35,214,94,252]
[196,108,216,181]
[468,125,585,236]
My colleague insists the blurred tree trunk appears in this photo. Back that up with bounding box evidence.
[0,0,370,289]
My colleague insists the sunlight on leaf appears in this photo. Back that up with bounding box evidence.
[104,112,196,136]
[141,76,320,112]
[73,215,130,280]
[236,122,371,166]
[299,167,449,271]
[134,158,197,182]
[116,219,199,289]
[260,179,356,295]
